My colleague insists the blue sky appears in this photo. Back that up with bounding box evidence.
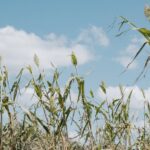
[1,0,150,110]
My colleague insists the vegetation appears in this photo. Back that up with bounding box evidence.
[1,5,150,150]
[0,52,149,150]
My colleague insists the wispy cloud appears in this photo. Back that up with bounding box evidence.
[18,88,37,108]
[98,85,150,109]
[18,87,79,108]
[0,25,109,73]
[116,56,138,69]
[116,37,145,70]
[76,25,110,47]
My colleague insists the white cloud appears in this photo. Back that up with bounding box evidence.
[98,85,150,109]
[0,25,109,74]
[76,26,110,47]
[68,131,79,140]
[17,88,37,108]
[17,86,79,108]
[116,37,145,70]
[18,85,150,113]
[116,56,138,69]
[66,90,78,104]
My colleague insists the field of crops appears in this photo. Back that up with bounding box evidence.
[0,53,149,150]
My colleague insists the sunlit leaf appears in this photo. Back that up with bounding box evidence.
[71,52,77,67]
[34,54,40,67]
[100,81,106,94]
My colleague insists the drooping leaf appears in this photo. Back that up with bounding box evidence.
[100,81,106,94]
[119,16,137,29]
[138,28,150,40]
[122,42,148,73]
[34,115,50,134]
[135,55,150,82]
[116,29,131,37]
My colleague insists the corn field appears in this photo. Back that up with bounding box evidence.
[0,51,149,150]
[1,9,150,149]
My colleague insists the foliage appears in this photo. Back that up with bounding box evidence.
[118,10,150,81]
[0,53,149,150]
[0,5,150,150]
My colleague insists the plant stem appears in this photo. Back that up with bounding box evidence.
[0,56,3,150]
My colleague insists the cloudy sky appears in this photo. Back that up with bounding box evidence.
[1,0,150,110]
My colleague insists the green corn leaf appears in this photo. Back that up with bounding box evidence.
[135,55,150,82]
[95,100,106,116]
[141,89,146,99]
[34,84,42,99]
[34,115,50,134]
[34,54,40,67]
[126,42,147,70]
[138,28,150,40]
[144,5,150,20]
[90,89,94,98]
[71,52,77,67]
[27,65,33,74]
[81,120,88,136]
[16,68,24,79]
[100,81,106,94]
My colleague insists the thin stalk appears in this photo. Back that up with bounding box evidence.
[0,56,3,149]
[144,100,146,149]
[75,66,78,76]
